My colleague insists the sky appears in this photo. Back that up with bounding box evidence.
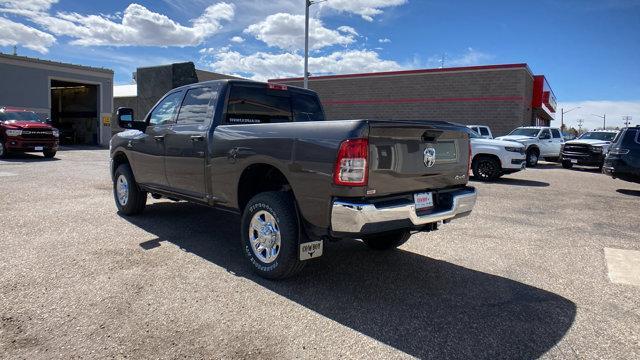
[1,0,639,130]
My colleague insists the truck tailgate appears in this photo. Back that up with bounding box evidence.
[367,121,470,196]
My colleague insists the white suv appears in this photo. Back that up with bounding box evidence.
[496,126,564,167]
[468,129,526,180]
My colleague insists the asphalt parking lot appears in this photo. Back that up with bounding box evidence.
[1,148,640,359]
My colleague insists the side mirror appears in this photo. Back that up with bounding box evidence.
[117,107,145,131]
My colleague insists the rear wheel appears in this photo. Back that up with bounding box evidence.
[362,231,411,250]
[241,191,305,279]
[561,160,573,169]
[526,148,540,167]
[43,150,56,158]
[472,156,502,181]
[113,164,147,215]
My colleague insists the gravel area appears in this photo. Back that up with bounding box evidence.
[1,148,639,359]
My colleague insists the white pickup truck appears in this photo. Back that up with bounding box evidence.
[468,129,526,180]
[496,126,564,167]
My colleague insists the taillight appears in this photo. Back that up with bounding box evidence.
[334,138,368,186]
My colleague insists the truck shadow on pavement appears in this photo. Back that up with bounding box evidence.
[0,153,60,162]
[471,178,550,187]
[617,189,640,197]
[127,202,576,360]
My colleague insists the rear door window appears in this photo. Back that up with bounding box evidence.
[176,86,219,125]
[226,85,292,124]
[292,93,324,122]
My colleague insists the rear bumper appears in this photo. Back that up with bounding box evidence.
[331,187,477,235]
[4,137,58,152]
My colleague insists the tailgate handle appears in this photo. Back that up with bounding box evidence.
[422,130,444,142]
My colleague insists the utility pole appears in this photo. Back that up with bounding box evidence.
[623,116,632,128]
[577,119,584,133]
[303,0,326,89]
[561,107,581,131]
[439,54,446,69]
[12,45,17,56]
[592,113,606,130]
[304,0,310,89]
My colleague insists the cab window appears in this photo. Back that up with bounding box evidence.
[551,129,562,138]
[292,93,324,122]
[479,127,490,136]
[149,91,183,126]
[539,129,551,139]
[226,85,292,124]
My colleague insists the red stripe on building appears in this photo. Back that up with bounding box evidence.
[322,96,525,106]
[268,63,530,83]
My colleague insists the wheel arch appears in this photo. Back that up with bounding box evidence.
[472,153,502,168]
[237,163,295,213]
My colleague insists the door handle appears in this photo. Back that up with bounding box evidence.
[154,135,165,142]
[190,135,205,142]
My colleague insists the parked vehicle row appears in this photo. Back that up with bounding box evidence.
[561,130,618,170]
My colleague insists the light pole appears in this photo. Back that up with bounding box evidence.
[304,0,326,89]
[591,114,606,130]
[560,107,580,130]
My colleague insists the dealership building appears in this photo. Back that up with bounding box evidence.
[269,63,557,136]
[0,53,114,146]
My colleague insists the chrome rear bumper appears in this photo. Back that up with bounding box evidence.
[331,187,477,234]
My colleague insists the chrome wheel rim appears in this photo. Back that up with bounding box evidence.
[529,153,538,165]
[249,210,281,264]
[116,174,129,206]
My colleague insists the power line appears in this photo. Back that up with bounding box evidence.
[623,116,632,128]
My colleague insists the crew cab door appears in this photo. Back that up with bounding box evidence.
[164,85,220,198]
[537,129,554,156]
[130,90,183,187]
[550,128,564,156]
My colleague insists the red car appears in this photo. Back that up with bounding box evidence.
[0,107,59,159]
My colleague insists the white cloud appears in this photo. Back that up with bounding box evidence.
[230,35,244,43]
[2,2,235,47]
[244,13,355,51]
[206,49,402,81]
[0,0,57,13]
[322,0,407,21]
[0,16,55,53]
[337,26,358,36]
[555,100,640,130]
[378,37,391,43]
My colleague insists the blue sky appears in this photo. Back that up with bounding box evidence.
[1,0,639,129]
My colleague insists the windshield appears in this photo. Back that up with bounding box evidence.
[466,128,480,139]
[508,128,540,137]
[578,132,617,141]
[0,111,43,122]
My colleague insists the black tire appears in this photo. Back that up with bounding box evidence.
[0,140,7,159]
[113,164,147,215]
[526,148,540,167]
[545,157,560,163]
[472,156,502,181]
[362,231,411,250]
[561,160,573,169]
[43,150,56,158]
[240,191,305,279]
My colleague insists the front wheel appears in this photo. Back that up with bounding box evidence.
[362,231,411,250]
[472,156,502,181]
[561,160,573,169]
[113,164,147,215]
[241,191,305,279]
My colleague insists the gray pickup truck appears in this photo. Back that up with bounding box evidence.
[110,79,477,279]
